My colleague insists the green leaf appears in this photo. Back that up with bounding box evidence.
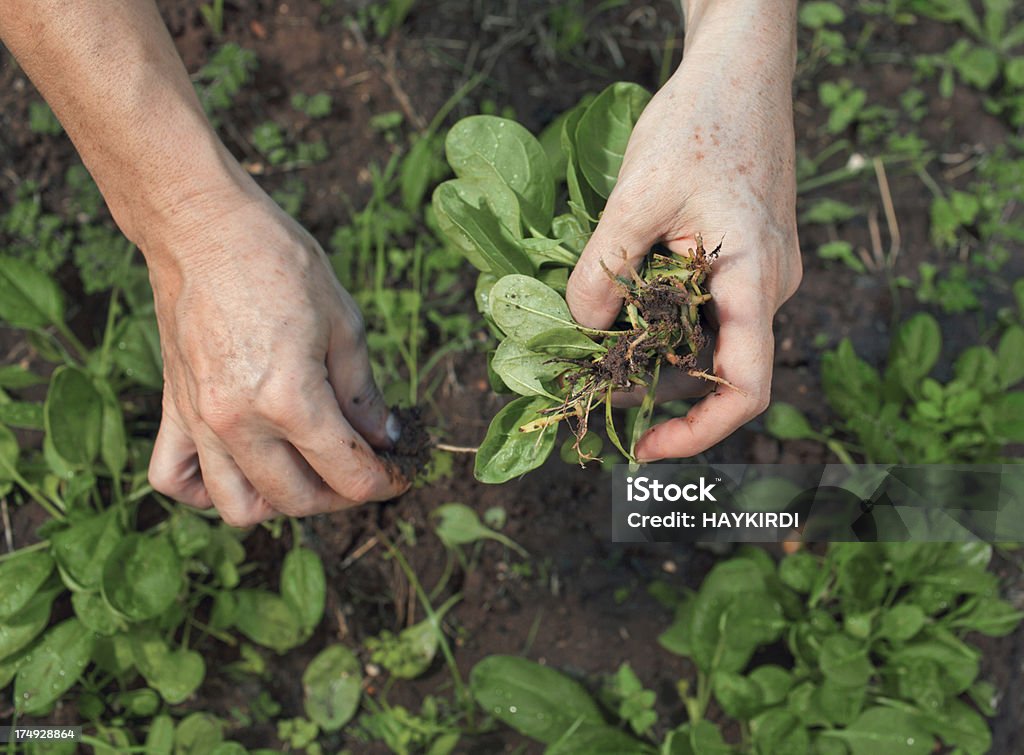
[822,339,882,417]
[0,401,44,430]
[232,589,304,653]
[663,721,732,755]
[433,180,534,277]
[765,403,816,440]
[819,634,873,688]
[44,366,103,468]
[778,552,819,593]
[51,507,122,590]
[918,697,990,755]
[993,390,1024,441]
[0,424,17,487]
[825,707,933,754]
[0,255,65,328]
[997,325,1024,388]
[96,378,127,476]
[750,710,809,755]
[169,508,212,558]
[954,346,999,391]
[527,327,604,357]
[490,274,578,342]
[71,591,121,636]
[366,597,458,680]
[113,314,163,389]
[435,175,520,238]
[174,713,224,754]
[888,313,941,389]
[888,634,979,694]
[657,595,696,657]
[561,104,603,227]
[521,237,580,267]
[878,605,926,641]
[491,339,565,400]
[545,726,653,754]
[749,665,792,706]
[14,618,93,715]
[102,534,182,621]
[446,115,555,234]
[144,714,175,755]
[0,365,46,389]
[281,546,326,633]
[400,134,442,213]
[713,671,764,720]
[954,45,1000,89]
[302,644,362,731]
[949,595,1024,636]
[475,396,559,483]
[575,83,651,198]
[131,629,206,704]
[471,655,604,744]
[799,1,845,28]
[0,590,54,660]
[0,549,53,620]
[433,502,526,555]
[816,679,865,725]
[689,560,784,673]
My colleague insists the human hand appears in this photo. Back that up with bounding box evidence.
[144,185,409,526]
[566,1,802,461]
[0,0,410,523]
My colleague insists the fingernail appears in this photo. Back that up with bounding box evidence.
[386,412,402,444]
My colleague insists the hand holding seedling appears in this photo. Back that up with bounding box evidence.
[567,0,803,461]
[0,1,409,524]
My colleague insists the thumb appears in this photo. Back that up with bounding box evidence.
[566,196,656,330]
[327,334,398,453]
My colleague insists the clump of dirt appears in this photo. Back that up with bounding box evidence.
[383,405,432,482]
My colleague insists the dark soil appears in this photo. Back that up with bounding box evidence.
[384,405,432,483]
[1,0,1023,751]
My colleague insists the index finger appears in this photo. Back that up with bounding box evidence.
[633,318,774,461]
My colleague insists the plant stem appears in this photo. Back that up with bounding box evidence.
[380,534,472,725]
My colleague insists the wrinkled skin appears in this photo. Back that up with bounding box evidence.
[567,1,802,461]
[146,187,409,526]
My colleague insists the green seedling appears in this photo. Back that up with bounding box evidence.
[767,306,1024,463]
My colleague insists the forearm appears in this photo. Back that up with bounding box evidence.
[0,1,249,265]
[680,0,798,80]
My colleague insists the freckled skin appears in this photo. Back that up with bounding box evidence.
[566,0,802,462]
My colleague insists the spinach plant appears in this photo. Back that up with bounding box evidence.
[766,305,1024,463]
[433,84,726,482]
[468,543,1021,754]
[0,257,328,748]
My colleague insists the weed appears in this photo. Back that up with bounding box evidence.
[433,84,724,481]
[199,0,225,38]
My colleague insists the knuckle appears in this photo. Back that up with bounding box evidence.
[218,506,262,528]
[147,464,179,497]
[254,372,313,430]
[751,389,772,417]
[196,391,242,435]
